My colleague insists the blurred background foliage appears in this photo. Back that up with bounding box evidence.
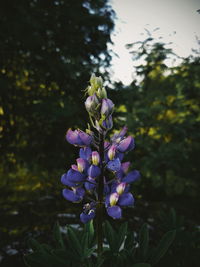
[0,0,199,266]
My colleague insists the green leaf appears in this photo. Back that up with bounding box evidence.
[132,263,151,267]
[124,231,134,251]
[139,223,149,261]
[149,230,176,265]
[67,226,82,257]
[115,222,128,251]
[81,232,89,256]
[53,221,65,249]
[104,221,115,251]
[27,238,43,252]
[84,220,94,246]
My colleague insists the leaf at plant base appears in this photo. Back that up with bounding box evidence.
[104,221,115,251]
[124,231,135,250]
[84,220,94,246]
[115,222,128,252]
[53,221,65,249]
[67,226,82,257]
[132,263,151,267]
[139,223,149,261]
[81,232,89,256]
[27,238,43,252]
[149,230,176,265]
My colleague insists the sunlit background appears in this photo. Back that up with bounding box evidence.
[110,0,200,84]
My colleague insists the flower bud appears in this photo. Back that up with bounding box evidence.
[92,151,100,165]
[90,73,96,86]
[116,182,126,195]
[89,74,103,91]
[108,145,117,160]
[101,98,114,117]
[109,192,119,206]
[85,94,99,114]
[97,87,107,99]
[102,115,113,131]
[96,76,103,88]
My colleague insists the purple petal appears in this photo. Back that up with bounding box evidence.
[66,129,79,145]
[79,131,92,146]
[122,170,140,183]
[85,177,96,192]
[67,168,86,183]
[117,136,135,152]
[107,158,121,172]
[80,210,95,223]
[121,162,131,173]
[118,193,134,206]
[87,165,101,178]
[61,173,78,187]
[62,188,84,203]
[116,152,124,161]
[79,147,92,161]
[111,126,128,142]
[101,98,114,117]
[102,115,113,130]
[107,206,122,219]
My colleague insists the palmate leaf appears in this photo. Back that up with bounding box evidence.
[53,221,65,249]
[132,263,151,267]
[115,222,128,251]
[67,226,83,257]
[104,221,115,251]
[104,221,128,253]
[149,230,176,265]
[84,220,95,246]
[139,223,149,261]
[27,238,43,252]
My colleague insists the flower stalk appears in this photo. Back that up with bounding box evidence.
[96,132,105,255]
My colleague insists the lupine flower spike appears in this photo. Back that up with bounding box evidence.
[61,74,140,223]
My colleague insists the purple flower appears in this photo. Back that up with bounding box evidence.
[80,210,95,223]
[87,165,101,178]
[116,161,131,180]
[106,191,134,219]
[107,158,121,172]
[102,115,113,130]
[117,136,135,153]
[85,177,96,192]
[61,169,86,186]
[107,206,122,219]
[111,126,128,143]
[66,129,92,147]
[80,203,96,223]
[79,147,92,161]
[62,187,85,203]
[122,170,140,183]
[101,98,114,117]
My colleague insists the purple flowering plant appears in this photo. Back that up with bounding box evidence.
[61,74,140,253]
[25,74,176,267]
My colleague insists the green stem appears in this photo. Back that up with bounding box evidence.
[97,132,105,257]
